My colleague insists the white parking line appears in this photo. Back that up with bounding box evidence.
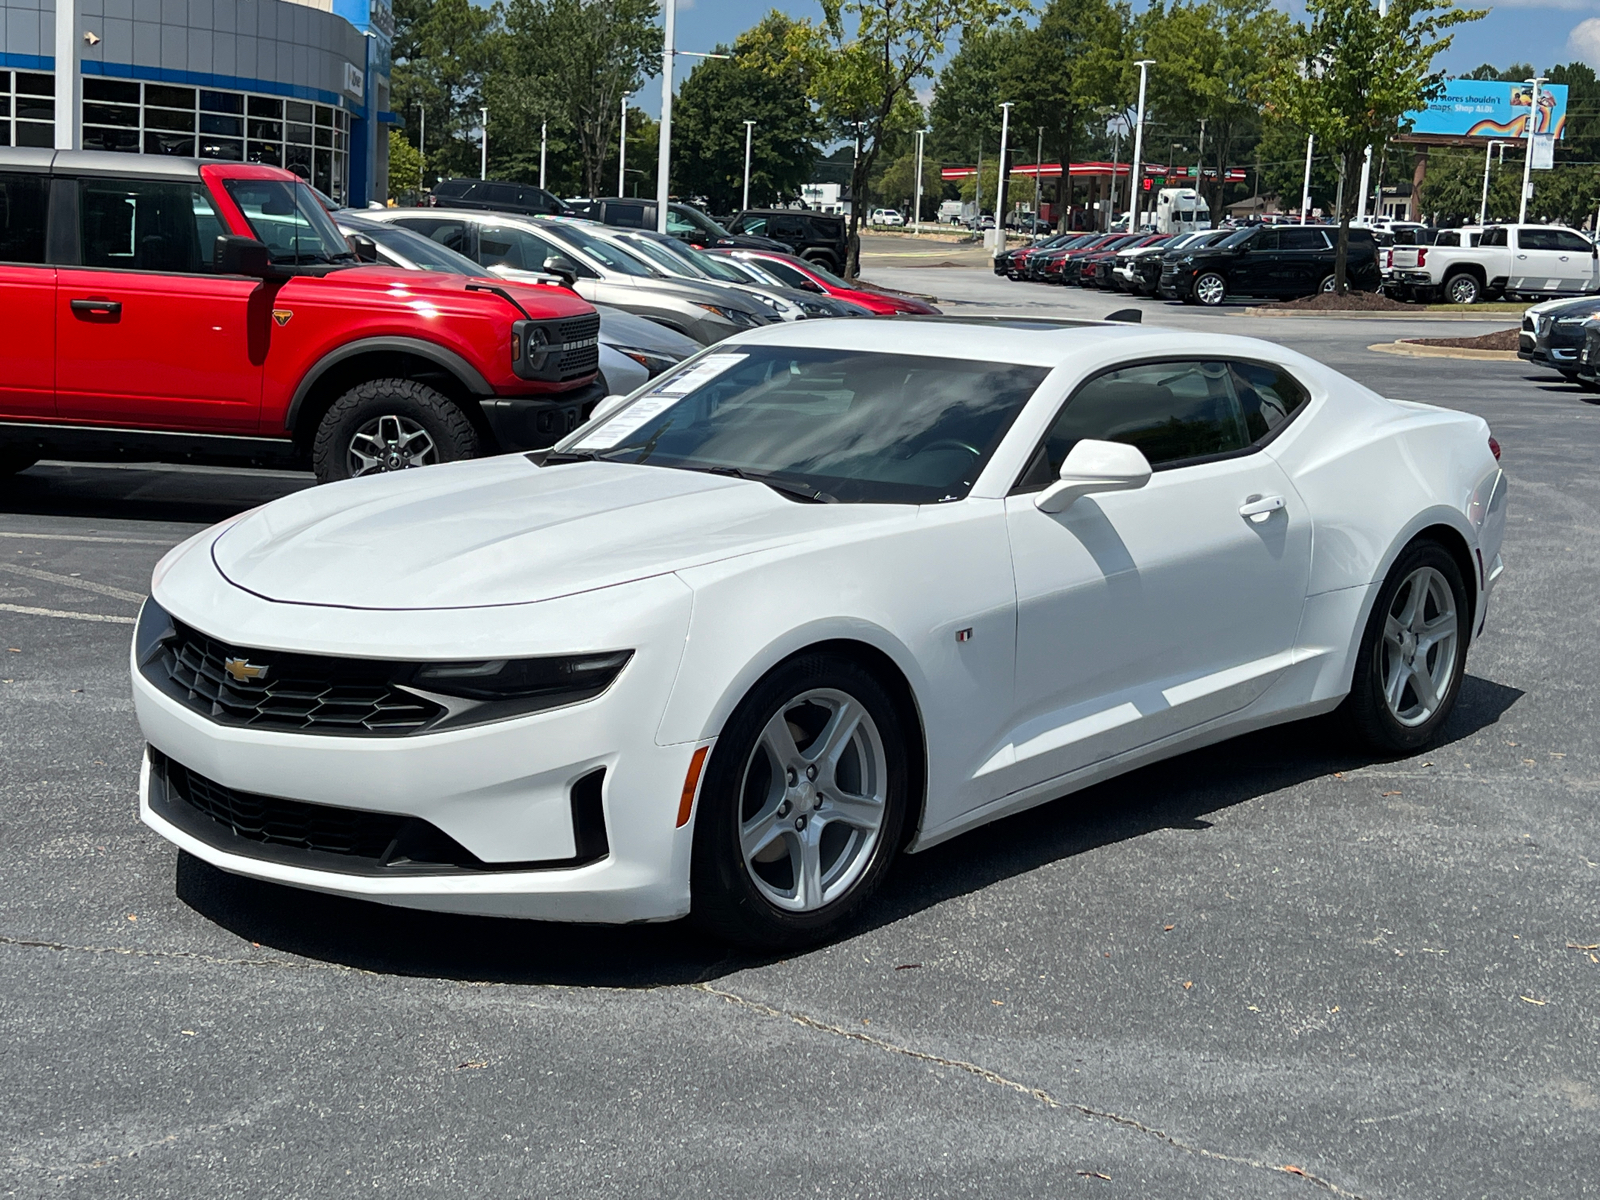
[0,531,178,547]
[0,564,146,604]
[0,603,136,625]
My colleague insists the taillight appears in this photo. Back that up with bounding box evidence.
[1488,436,1501,461]
[1416,248,1427,268]
[1385,249,1392,268]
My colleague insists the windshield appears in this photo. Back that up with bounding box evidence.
[668,204,730,238]
[357,222,483,275]
[618,233,704,278]
[224,179,353,265]
[1217,226,1258,248]
[542,220,660,277]
[672,240,753,283]
[778,255,850,288]
[554,347,1049,504]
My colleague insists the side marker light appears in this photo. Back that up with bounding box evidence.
[677,745,709,828]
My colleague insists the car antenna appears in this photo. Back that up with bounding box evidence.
[465,282,534,320]
[1104,308,1142,323]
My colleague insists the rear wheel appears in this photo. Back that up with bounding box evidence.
[691,653,910,949]
[1193,272,1228,306]
[1444,272,1482,305]
[1319,274,1338,293]
[1344,540,1469,754]
[311,378,480,485]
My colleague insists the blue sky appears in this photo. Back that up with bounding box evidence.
[629,0,1588,118]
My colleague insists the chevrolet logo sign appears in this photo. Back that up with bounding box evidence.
[223,657,268,683]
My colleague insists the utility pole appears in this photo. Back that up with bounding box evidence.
[1034,125,1044,234]
[1129,60,1154,233]
[656,0,676,233]
[913,128,927,233]
[417,104,426,193]
[742,120,755,212]
[619,95,627,195]
[1300,133,1314,224]
[1519,75,1547,225]
[993,102,1013,253]
[539,121,547,191]
[480,106,489,180]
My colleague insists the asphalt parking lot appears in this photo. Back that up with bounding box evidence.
[4,270,1598,1199]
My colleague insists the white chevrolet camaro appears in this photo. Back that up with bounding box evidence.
[132,319,1508,947]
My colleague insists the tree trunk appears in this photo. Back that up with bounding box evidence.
[1333,146,1361,295]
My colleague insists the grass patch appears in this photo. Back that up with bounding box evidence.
[1421,301,1528,313]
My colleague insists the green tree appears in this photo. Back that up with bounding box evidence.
[928,26,1021,162]
[673,13,824,213]
[875,151,946,218]
[388,128,424,199]
[788,0,1022,274]
[391,0,497,182]
[1266,0,1485,291]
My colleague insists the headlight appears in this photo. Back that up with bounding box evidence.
[615,347,681,377]
[413,650,632,705]
[696,303,760,327]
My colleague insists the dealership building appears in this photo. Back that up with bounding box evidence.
[1,0,394,204]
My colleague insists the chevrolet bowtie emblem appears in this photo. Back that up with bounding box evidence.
[272,309,293,327]
[223,657,268,682]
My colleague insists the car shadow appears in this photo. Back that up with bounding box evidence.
[0,463,312,526]
[175,673,1524,988]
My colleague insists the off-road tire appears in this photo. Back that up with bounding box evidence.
[311,378,479,485]
[1343,539,1470,755]
[691,653,911,950]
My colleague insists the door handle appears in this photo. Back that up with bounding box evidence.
[70,297,122,317]
[1239,494,1285,522]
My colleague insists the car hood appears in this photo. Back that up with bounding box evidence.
[209,457,895,610]
[592,304,701,355]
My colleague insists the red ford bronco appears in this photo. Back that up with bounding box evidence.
[0,151,603,484]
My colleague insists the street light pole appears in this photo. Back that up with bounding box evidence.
[1479,139,1501,225]
[1356,145,1371,222]
[480,106,489,180]
[1129,60,1154,233]
[993,101,1013,252]
[417,104,426,193]
[1034,125,1044,233]
[913,128,927,233]
[619,95,627,195]
[1519,75,1547,225]
[742,119,755,212]
[656,0,676,233]
[539,121,547,191]
[1108,121,1122,233]
[1299,133,1314,224]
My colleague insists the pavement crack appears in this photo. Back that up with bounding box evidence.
[0,933,373,975]
[692,982,1369,1199]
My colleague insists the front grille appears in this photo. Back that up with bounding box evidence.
[148,749,609,875]
[145,620,445,736]
[554,312,601,378]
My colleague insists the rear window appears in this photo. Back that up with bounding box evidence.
[433,180,472,198]
[0,171,49,263]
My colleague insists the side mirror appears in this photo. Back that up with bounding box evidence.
[588,393,630,425]
[214,234,277,278]
[542,254,580,287]
[1035,439,1152,515]
[347,232,379,262]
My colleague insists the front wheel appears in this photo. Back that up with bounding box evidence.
[691,654,911,949]
[1193,272,1228,306]
[1319,274,1338,293]
[1344,540,1469,754]
[311,378,480,485]
[1444,272,1482,305]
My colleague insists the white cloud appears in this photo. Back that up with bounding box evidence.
[1570,15,1600,64]
[1497,0,1599,8]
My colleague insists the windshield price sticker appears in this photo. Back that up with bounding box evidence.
[573,354,748,450]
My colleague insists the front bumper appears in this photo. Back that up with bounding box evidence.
[132,573,704,923]
[480,378,608,451]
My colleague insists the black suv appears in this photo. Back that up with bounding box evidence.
[725,209,849,274]
[426,179,569,216]
[569,198,787,254]
[1161,224,1381,306]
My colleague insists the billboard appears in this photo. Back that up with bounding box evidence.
[1405,80,1568,140]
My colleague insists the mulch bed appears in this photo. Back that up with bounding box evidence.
[1260,290,1415,312]
[1405,328,1520,351]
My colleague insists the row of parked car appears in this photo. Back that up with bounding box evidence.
[0,152,936,487]
[993,224,1384,305]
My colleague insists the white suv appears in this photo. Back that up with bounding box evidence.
[869,208,905,227]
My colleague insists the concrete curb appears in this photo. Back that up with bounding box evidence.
[1244,307,1524,320]
[1368,341,1519,361]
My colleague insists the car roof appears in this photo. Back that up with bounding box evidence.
[3,149,297,182]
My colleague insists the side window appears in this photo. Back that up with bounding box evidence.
[1279,227,1328,251]
[1479,227,1507,247]
[770,215,805,239]
[1229,360,1310,443]
[665,208,698,236]
[807,218,839,241]
[192,187,226,255]
[478,223,559,271]
[1252,228,1279,251]
[393,217,472,255]
[1550,229,1592,253]
[1024,360,1251,485]
[1518,228,1556,251]
[0,172,49,263]
[78,178,212,272]
[735,216,768,236]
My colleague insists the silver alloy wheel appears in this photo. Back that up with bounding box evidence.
[1194,273,1226,305]
[348,414,439,477]
[1380,565,1459,727]
[1446,274,1479,305]
[1320,274,1337,292]
[738,688,888,912]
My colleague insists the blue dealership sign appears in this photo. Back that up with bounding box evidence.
[1404,80,1568,140]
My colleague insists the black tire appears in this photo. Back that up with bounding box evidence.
[691,652,912,949]
[1319,274,1337,293]
[0,446,40,476]
[802,250,840,275]
[1443,271,1481,306]
[311,378,479,485]
[1193,271,1228,307]
[1343,539,1469,755]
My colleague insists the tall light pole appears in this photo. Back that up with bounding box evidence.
[479,106,489,180]
[1129,60,1154,233]
[619,95,628,195]
[539,121,547,191]
[1479,139,1504,225]
[742,119,756,212]
[993,101,1013,252]
[913,128,927,232]
[1299,134,1314,224]
[53,0,79,150]
[656,0,677,232]
[1108,119,1123,232]
[1519,75,1547,225]
[1034,125,1044,233]
[417,104,426,193]
[1356,145,1372,222]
